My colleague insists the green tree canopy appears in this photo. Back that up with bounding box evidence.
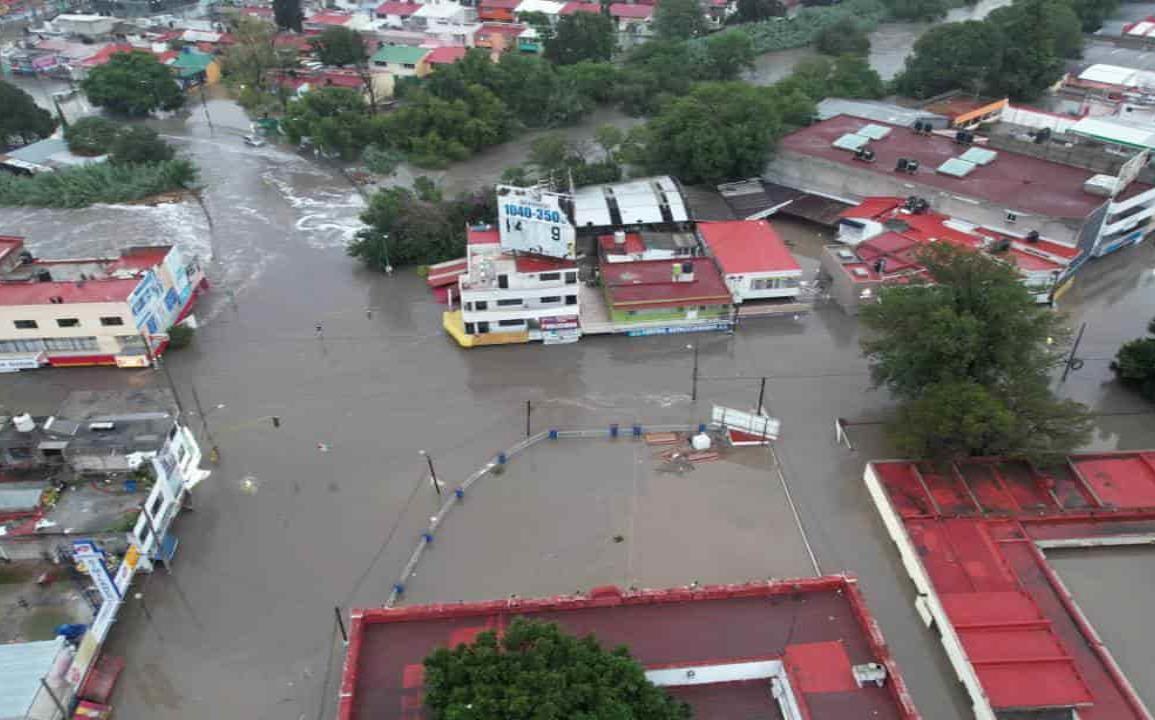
[423,619,692,720]
[545,12,617,65]
[884,0,949,20]
[1111,318,1155,403]
[80,51,186,116]
[815,17,870,56]
[274,0,303,32]
[281,87,375,158]
[0,80,56,147]
[64,116,120,156]
[893,21,1005,98]
[654,0,707,40]
[312,26,366,66]
[349,185,495,268]
[1070,0,1119,32]
[109,125,175,165]
[860,243,1092,461]
[730,0,787,22]
[984,0,1080,99]
[780,55,884,100]
[702,29,756,80]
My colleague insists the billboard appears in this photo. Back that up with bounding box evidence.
[497,185,575,259]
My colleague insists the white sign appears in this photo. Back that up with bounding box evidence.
[0,352,45,372]
[712,405,781,440]
[73,540,121,603]
[497,185,576,259]
[1115,149,1150,195]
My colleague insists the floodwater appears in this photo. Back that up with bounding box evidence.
[1,63,1154,720]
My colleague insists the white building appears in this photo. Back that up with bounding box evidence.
[697,220,803,303]
[447,226,581,346]
[128,417,207,572]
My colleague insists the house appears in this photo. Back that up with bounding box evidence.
[410,1,473,30]
[375,0,423,26]
[558,1,602,15]
[820,197,1070,313]
[607,3,652,37]
[304,11,355,30]
[0,238,206,369]
[769,114,1155,262]
[600,256,733,330]
[0,138,106,176]
[514,0,565,24]
[370,44,431,76]
[697,220,803,303]
[424,44,468,66]
[444,226,581,347]
[473,21,525,51]
[478,0,520,22]
[598,229,701,264]
[168,50,221,88]
[53,13,116,37]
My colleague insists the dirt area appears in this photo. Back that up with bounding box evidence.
[0,561,95,644]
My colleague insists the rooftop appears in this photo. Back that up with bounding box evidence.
[481,0,521,7]
[169,50,215,72]
[0,413,177,454]
[698,220,801,275]
[572,176,688,230]
[779,115,1151,219]
[815,98,946,127]
[921,96,1006,121]
[466,227,500,246]
[608,3,652,18]
[478,21,525,36]
[338,578,919,720]
[513,255,576,273]
[0,277,141,306]
[371,44,430,64]
[601,257,731,309]
[867,451,1155,719]
[307,11,354,25]
[0,638,67,719]
[424,45,467,64]
[559,1,602,13]
[515,0,565,13]
[375,1,423,14]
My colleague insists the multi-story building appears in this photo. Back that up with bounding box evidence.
[0,236,206,370]
[444,226,581,346]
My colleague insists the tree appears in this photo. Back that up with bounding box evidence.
[815,17,870,56]
[1111,318,1155,402]
[545,12,616,65]
[702,29,756,80]
[81,51,185,116]
[64,116,120,156]
[860,243,1092,462]
[110,125,175,165]
[222,15,295,91]
[363,144,404,177]
[281,87,375,158]
[884,0,949,21]
[780,55,884,100]
[986,0,1079,99]
[0,80,56,147]
[594,123,624,161]
[1070,0,1120,32]
[312,26,366,67]
[349,185,495,268]
[423,619,691,720]
[654,0,707,40]
[634,81,782,184]
[731,0,787,22]
[893,21,1005,98]
[274,0,303,32]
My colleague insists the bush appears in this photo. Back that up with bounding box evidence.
[110,125,175,165]
[0,159,198,208]
[166,323,195,350]
[734,0,887,53]
[815,17,871,55]
[1111,319,1155,402]
[65,117,121,156]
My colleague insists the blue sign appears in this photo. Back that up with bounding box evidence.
[626,322,731,337]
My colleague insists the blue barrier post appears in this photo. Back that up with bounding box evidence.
[698,423,707,433]
[393,583,405,596]
[454,488,465,499]
[549,429,558,440]
[422,532,434,543]
[610,423,619,438]
[632,424,642,437]
[497,452,507,465]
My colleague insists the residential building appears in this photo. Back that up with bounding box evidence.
[697,220,803,303]
[514,0,565,24]
[424,45,468,66]
[600,256,733,331]
[0,237,206,370]
[445,226,581,346]
[821,197,1069,313]
[410,2,474,31]
[375,0,423,26]
[370,44,431,76]
[607,3,652,39]
[866,451,1155,720]
[768,114,1155,263]
[474,21,525,51]
[53,13,116,36]
[169,49,221,88]
[479,0,520,22]
[338,578,920,720]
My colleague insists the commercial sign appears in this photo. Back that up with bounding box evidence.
[626,322,731,337]
[497,185,576,259]
[0,352,46,372]
[712,405,781,440]
[114,545,141,593]
[73,540,121,603]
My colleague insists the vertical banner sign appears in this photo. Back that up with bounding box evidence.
[496,185,576,259]
[74,539,122,642]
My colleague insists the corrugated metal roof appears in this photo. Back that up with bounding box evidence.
[0,638,66,718]
[0,483,48,511]
[1070,117,1155,150]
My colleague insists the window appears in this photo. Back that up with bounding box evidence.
[475,300,488,310]
[13,320,37,329]
[477,321,490,333]
[565,295,577,306]
[463,302,473,312]
[0,338,47,353]
[496,298,523,307]
[464,322,476,334]
[100,316,125,327]
[42,337,98,352]
[497,275,509,289]
[498,319,524,327]
[565,272,577,284]
[147,493,165,521]
[1006,211,1017,224]
[403,63,416,69]
[539,296,561,304]
[539,272,560,281]
[56,318,80,328]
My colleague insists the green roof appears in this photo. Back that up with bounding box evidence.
[170,52,214,72]
[370,45,429,66]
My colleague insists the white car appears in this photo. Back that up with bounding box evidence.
[243,135,266,148]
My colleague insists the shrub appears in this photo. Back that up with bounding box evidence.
[166,323,195,350]
[110,125,175,165]
[0,159,198,208]
[65,117,121,156]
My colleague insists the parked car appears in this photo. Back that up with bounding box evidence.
[243,135,266,148]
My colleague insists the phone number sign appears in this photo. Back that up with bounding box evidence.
[497,185,576,259]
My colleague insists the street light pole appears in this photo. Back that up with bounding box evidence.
[143,334,186,420]
[687,341,699,404]
[419,450,440,496]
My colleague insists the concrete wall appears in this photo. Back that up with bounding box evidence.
[819,247,879,315]
[766,151,1086,246]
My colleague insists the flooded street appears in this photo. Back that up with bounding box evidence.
[1,43,1154,720]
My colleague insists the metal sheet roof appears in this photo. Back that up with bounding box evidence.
[959,147,998,166]
[936,158,977,177]
[832,133,870,151]
[571,176,688,229]
[858,123,892,140]
[1070,117,1155,150]
[0,638,66,718]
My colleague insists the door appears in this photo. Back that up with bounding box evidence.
[498,275,509,289]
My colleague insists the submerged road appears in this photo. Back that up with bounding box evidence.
[1,92,1154,719]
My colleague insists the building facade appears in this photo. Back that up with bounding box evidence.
[697,220,803,303]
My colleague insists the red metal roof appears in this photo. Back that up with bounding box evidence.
[559,0,602,12]
[79,43,136,68]
[869,452,1155,719]
[602,257,731,309]
[0,278,140,305]
[514,255,576,273]
[608,2,652,17]
[466,227,500,246]
[376,1,422,14]
[698,220,801,275]
[780,115,1151,220]
[424,45,467,65]
[307,11,353,25]
[478,21,525,36]
[105,246,171,273]
[339,578,920,720]
[598,232,646,256]
[480,0,521,8]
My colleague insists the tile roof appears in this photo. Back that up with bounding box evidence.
[608,3,652,18]
[698,220,801,275]
[559,1,603,13]
[424,45,467,65]
[375,1,423,14]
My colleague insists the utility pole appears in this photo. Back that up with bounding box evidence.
[419,450,440,496]
[756,377,766,415]
[687,341,700,404]
[334,606,348,644]
[525,400,531,438]
[1061,322,1087,383]
[143,334,185,420]
[198,83,214,135]
[188,382,220,464]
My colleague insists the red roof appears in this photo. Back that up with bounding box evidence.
[609,3,652,18]
[780,115,1151,220]
[870,452,1155,719]
[598,232,646,256]
[274,34,315,51]
[467,227,500,246]
[339,578,920,720]
[514,255,576,273]
[478,21,525,37]
[105,246,171,273]
[307,11,353,25]
[0,278,141,306]
[376,1,422,14]
[602,258,731,309]
[480,0,521,8]
[698,220,801,275]
[424,45,467,65]
[559,0,602,13]
[79,43,136,68]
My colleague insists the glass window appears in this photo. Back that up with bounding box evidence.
[100,316,125,326]
[539,296,561,304]
[539,272,560,281]
[496,298,523,307]
[464,322,476,334]
[565,295,577,305]
[13,320,37,329]
[475,300,488,310]
[565,272,577,284]
[56,318,80,328]
[498,319,524,327]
